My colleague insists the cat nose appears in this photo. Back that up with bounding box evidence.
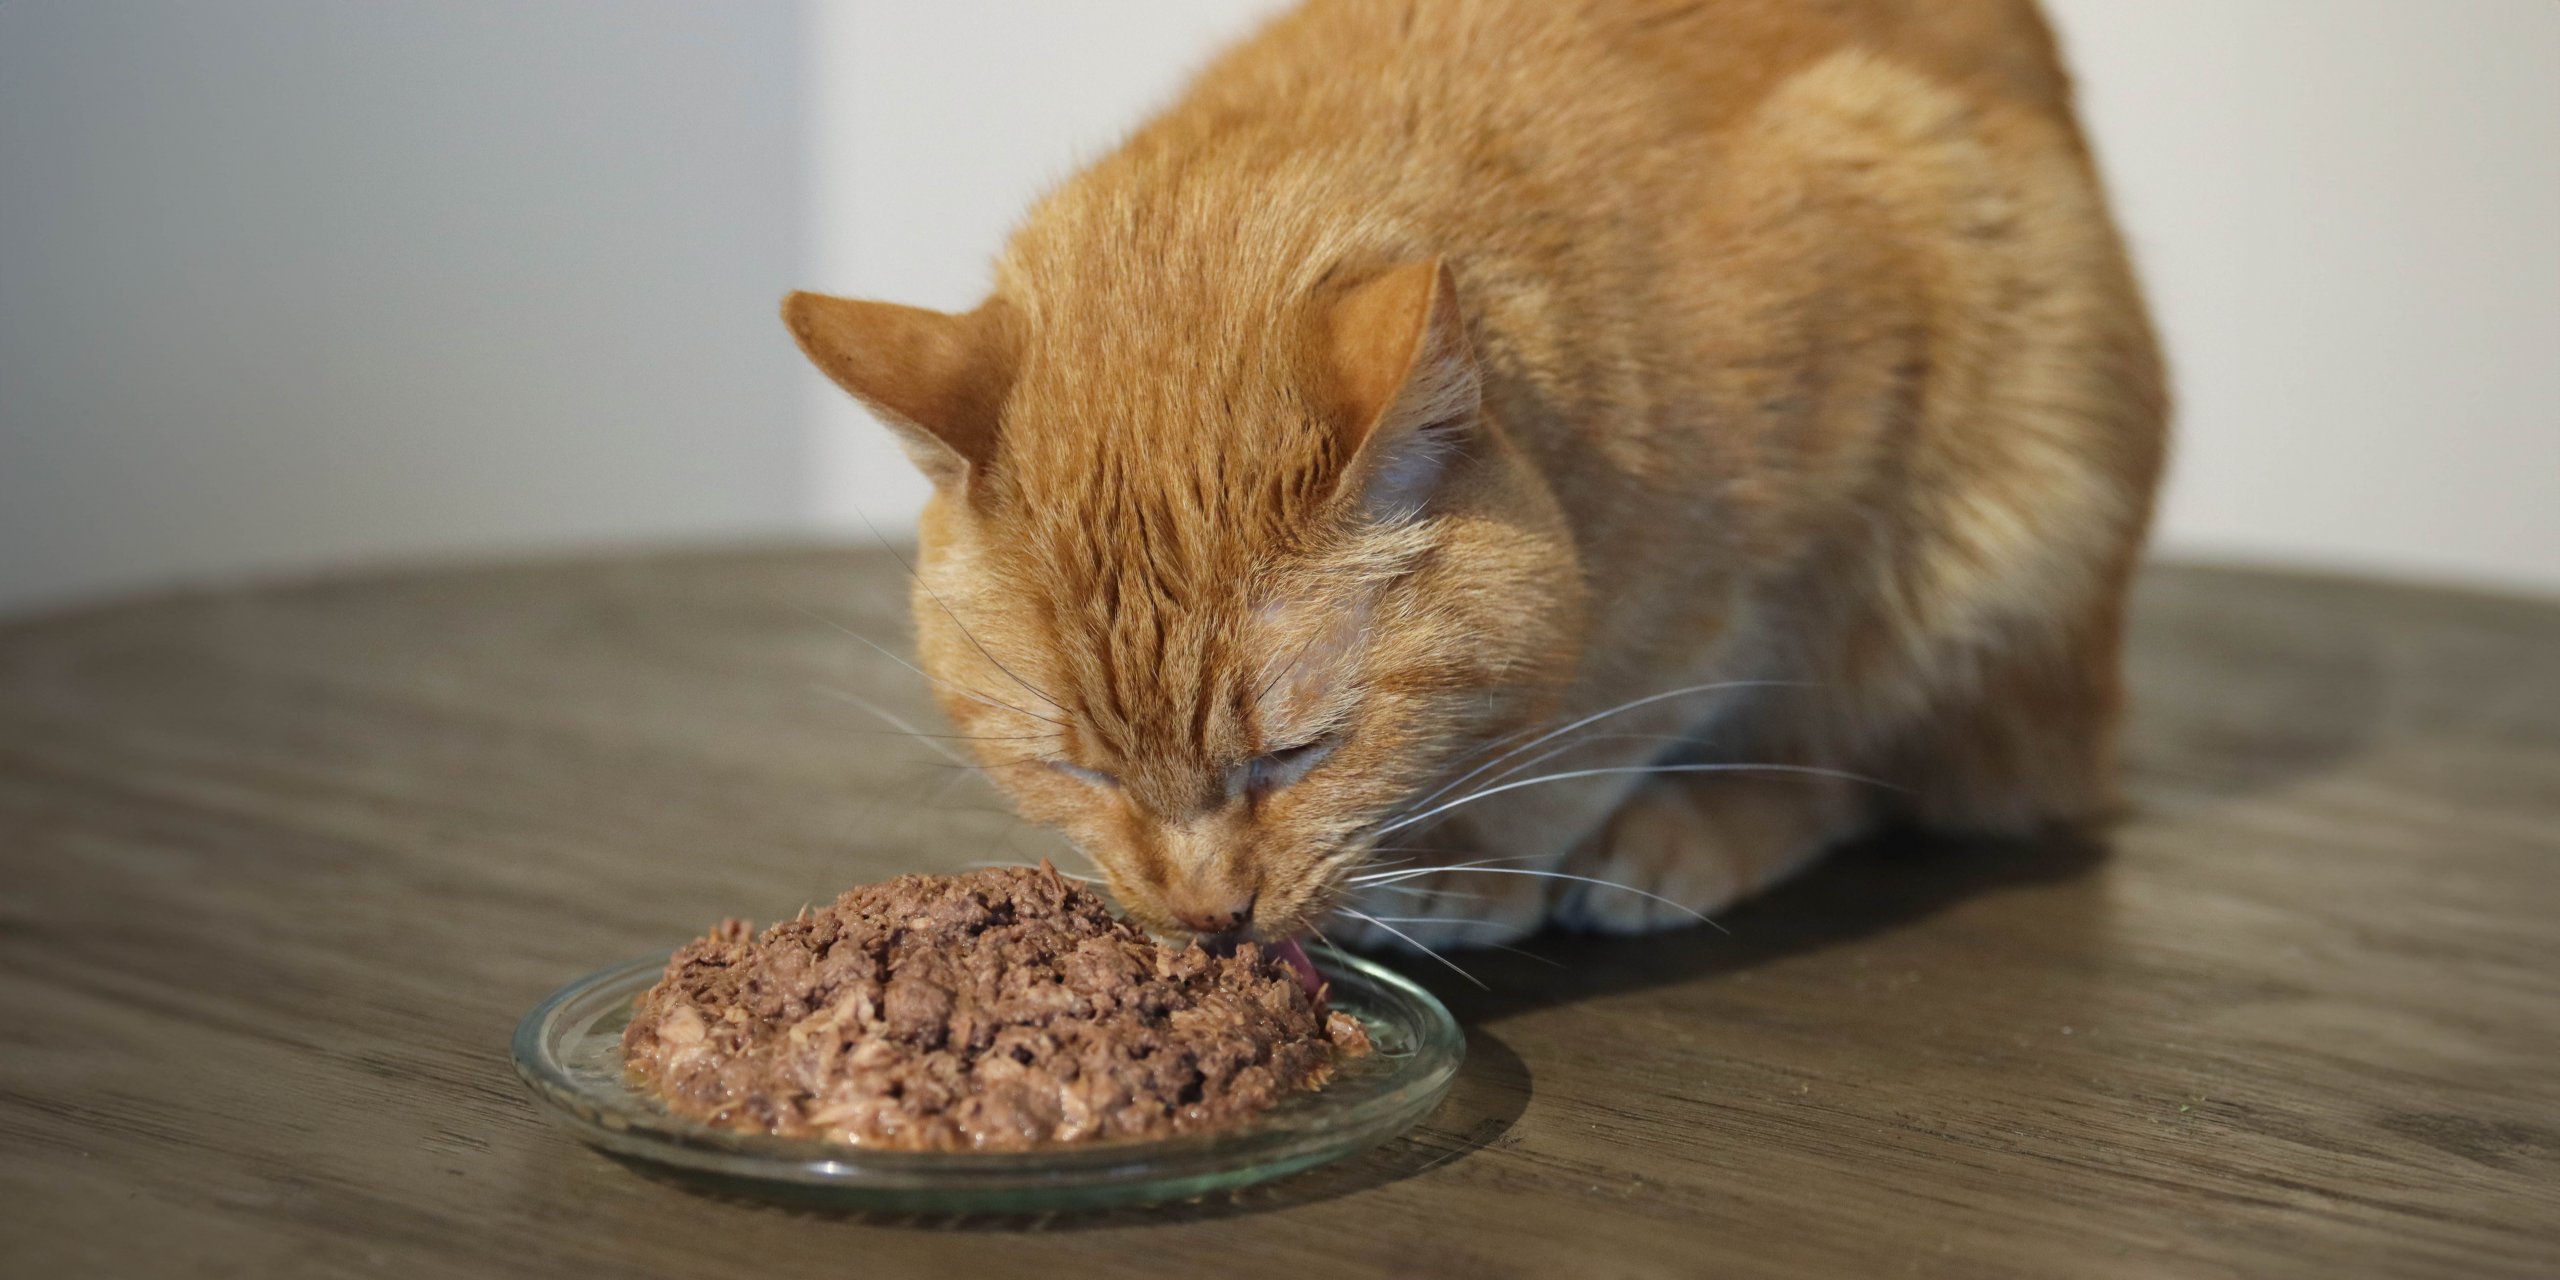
[1174,894,1254,938]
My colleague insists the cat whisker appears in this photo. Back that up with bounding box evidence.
[1377,761,1898,839]
[1347,865,1731,934]
[1363,884,1492,903]
[798,605,1071,729]
[1365,730,1726,838]
[818,685,1063,766]
[889,760,989,827]
[1388,680,1796,825]
[1333,908,1487,989]
[854,727,1064,743]
[853,507,1072,719]
[907,756,1055,776]
[1309,846,1394,889]
[1411,716,1571,795]
[816,686,978,769]
[1344,853,1420,876]
[962,836,1117,890]
[1470,732,1716,791]
[1485,941,1569,970]
[1306,920,1345,961]
[1349,915,1575,966]
[1348,853,1553,883]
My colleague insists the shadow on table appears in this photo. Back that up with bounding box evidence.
[611,1023,1533,1229]
[1426,823,2114,1026]
[1377,566,2398,1026]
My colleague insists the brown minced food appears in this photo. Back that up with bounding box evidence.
[620,865,1371,1150]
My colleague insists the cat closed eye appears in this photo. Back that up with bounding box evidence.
[1241,733,1347,795]
[1046,759,1119,789]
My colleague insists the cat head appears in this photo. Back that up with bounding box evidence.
[785,257,1582,942]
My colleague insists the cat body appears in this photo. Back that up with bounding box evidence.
[787,0,2166,947]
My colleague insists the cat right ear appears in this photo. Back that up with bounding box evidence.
[781,292,1017,489]
[1323,258,1481,523]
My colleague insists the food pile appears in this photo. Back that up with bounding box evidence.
[621,865,1369,1150]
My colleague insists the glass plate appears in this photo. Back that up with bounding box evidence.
[510,945,1462,1212]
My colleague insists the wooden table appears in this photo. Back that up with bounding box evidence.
[3,549,2554,1278]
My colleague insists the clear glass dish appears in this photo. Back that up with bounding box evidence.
[509,945,1462,1212]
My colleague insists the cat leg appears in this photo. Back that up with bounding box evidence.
[1528,608,2123,938]
[1873,605,2129,838]
[1547,771,1869,934]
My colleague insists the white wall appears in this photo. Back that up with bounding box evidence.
[0,0,808,613]
[6,2,2554,613]
[2052,0,2560,593]
[801,0,2560,595]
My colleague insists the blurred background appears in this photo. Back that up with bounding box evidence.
[3,0,2554,616]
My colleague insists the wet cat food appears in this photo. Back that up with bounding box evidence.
[621,865,1370,1150]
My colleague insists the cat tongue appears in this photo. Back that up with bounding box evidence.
[1270,938,1324,1000]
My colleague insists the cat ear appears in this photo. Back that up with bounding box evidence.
[782,291,1017,488]
[1323,258,1481,523]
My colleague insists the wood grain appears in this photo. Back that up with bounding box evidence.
[1,549,2553,1278]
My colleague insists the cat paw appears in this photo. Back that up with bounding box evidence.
[1325,857,1548,953]
[1548,775,1847,935]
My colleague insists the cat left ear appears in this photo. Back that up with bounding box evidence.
[782,291,1018,489]
[1323,258,1481,523]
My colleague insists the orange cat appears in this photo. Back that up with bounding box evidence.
[785,0,2166,951]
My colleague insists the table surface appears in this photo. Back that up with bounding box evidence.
[3,548,2554,1279]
